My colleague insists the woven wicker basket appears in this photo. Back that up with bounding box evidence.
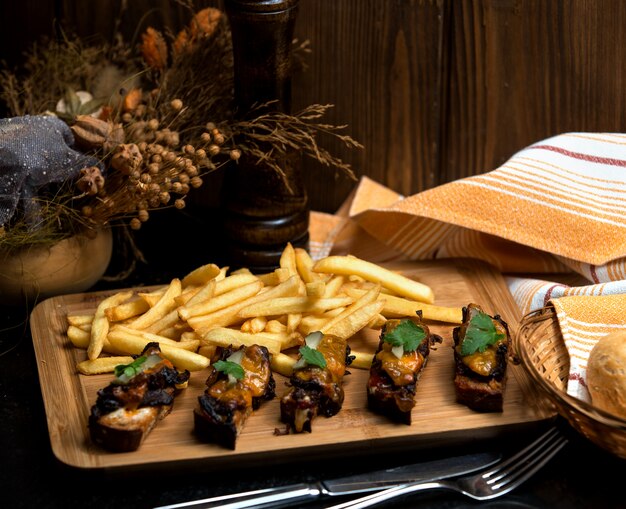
[516,306,626,459]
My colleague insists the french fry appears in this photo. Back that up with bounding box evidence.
[294,247,318,283]
[320,284,381,334]
[179,280,264,321]
[231,267,253,276]
[322,300,385,340]
[67,325,91,348]
[128,278,182,330]
[287,312,302,333]
[238,296,353,318]
[144,309,182,334]
[343,286,462,323]
[214,273,259,296]
[180,331,202,342]
[240,316,267,334]
[367,313,387,329]
[298,315,330,335]
[174,286,203,306]
[88,290,133,360]
[107,331,210,371]
[349,350,374,370]
[198,344,219,360]
[265,319,287,333]
[279,242,298,277]
[181,263,221,287]
[109,325,199,351]
[305,281,326,297]
[77,356,134,375]
[104,298,150,322]
[199,328,282,355]
[270,352,297,377]
[68,325,127,355]
[138,287,166,307]
[323,275,346,298]
[67,314,94,327]
[187,275,301,331]
[313,255,435,304]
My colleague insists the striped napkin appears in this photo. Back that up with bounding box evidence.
[308,132,626,401]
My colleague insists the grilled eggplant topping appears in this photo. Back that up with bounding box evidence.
[367,318,434,424]
[89,342,190,452]
[194,344,275,449]
[280,332,351,433]
[452,303,510,412]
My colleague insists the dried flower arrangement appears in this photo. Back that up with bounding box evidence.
[0,5,360,256]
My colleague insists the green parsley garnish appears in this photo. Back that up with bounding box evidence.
[298,345,327,369]
[383,320,427,353]
[114,356,146,380]
[460,311,506,356]
[213,360,245,380]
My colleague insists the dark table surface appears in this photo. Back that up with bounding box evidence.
[1,212,625,509]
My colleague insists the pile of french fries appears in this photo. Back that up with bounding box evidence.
[68,245,463,377]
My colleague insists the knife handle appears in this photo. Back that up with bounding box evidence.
[155,483,323,509]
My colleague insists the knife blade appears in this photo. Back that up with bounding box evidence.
[154,451,500,509]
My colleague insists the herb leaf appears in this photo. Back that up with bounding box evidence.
[383,320,427,353]
[114,356,146,379]
[460,311,506,356]
[299,345,327,369]
[213,360,245,380]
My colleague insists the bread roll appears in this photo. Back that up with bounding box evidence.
[587,330,626,419]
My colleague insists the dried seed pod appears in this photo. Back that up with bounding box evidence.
[148,163,160,175]
[140,173,152,184]
[230,149,241,161]
[159,191,170,204]
[130,218,142,230]
[208,144,220,156]
[111,143,143,175]
[122,88,143,113]
[71,115,113,150]
[186,165,198,177]
[76,166,105,196]
[200,132,211,143]
[148,197,160,208]
[171,182,183,193]
[147,118,159,131]
[81,205,93,217]
[178,173,190,184]
[140,27,168,70]
[174,198,186,209]
[213,133,225,145]
[170,99,183,111]
[190,176,203,188]
[138,209,149,222]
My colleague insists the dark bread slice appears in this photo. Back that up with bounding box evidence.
[194,344,275,449]
[452,304,510,412]
[367,318,433,424]
[88,343,189,452]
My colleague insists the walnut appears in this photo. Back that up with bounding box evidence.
[110,143,143,175]
[76,166,105,196]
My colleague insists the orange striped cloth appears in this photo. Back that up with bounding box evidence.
[308,132,626,401]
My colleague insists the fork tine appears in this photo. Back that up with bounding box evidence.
[481,426,561,479]
[488,432,568,494]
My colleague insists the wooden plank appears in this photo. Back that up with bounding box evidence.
[441,0,626,183]
[30,259,553,470]
[293,0,446,212]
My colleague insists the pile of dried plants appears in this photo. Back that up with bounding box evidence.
[0,4,360,254]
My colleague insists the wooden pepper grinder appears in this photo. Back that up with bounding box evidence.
[222,0,308,272]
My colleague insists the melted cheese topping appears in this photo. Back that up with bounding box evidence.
[99,406,157,430]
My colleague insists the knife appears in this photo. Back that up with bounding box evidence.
[154,451,500,509]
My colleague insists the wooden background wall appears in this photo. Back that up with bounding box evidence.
[1,0,625,214]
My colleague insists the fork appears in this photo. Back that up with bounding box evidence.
[327,426,568,509]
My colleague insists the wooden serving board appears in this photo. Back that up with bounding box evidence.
[30,259,553,470]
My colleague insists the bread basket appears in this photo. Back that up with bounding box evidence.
[515,305,626,459]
